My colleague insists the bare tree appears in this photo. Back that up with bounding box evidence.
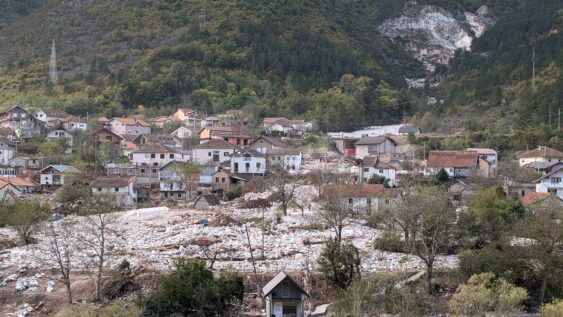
[269,165,296,216]
[308,169,339,198]
[42,218,77,304]
[77,200,120,301]
[520,197,563,304]
[317,185,350,247]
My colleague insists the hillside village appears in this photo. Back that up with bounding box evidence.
[0,103,561,316]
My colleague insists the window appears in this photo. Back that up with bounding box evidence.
[363,168,369,173]
[140,169,145,173]
[178,193,182,198]
[348,198,353,204]
[98,187,102,192]
[151,154,155,159]
[115,187,119,192]
[257,162,261,169]
[221,177,225,183]
[169,154,174,159]
[367,198,371,204]
[243,154,251,161]
[215,177,219,182]
[245,163,250,171]
[379,169,384,173]
[160,154,165,159]
[281,281,290,298]
[551,177,561,183]
[152,169,157,173]
[208,152,212,156]
[224,152,229,156]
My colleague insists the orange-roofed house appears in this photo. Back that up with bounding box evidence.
[520,192,553,206]
[0,177,38,194]
[173,108,198,122]
[518,146,563,167]
[108,117,151,136]
[199,125,251,146]
[425,151,491,178]
[0,180,20,205]
[325,183,398,214]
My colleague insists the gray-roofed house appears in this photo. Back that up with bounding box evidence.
[354,136,396,159]
[231,149,267,175]
[39,165,80,187]
[248,136,288,154]
[193,194,220,209]
[262,271,309,317]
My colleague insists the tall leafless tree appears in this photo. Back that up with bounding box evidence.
[269,165,296,216]
[317,185,351,247]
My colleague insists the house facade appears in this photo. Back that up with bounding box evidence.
[535,166,563,199]
[192,139,236,165]
[173,108,197,122]
[40,165,79,187]
[262,271,308,317]
[425,151,485,177]
[249,136,287,153]
[0,106,40,137]
[230,149,266,175]
[129,144,188,167]
[61,115,87,131]
[90,176,137,206]
[198,125,251,145]
[46,129,74,154]
[358,156,397,186]
[267,149,302,171]
[354,136,397,159]
[518,146,563,166]
[158,161,188,200]
[0,139,15,165]
[109,118,151,136]
[171,126,194,139]
[33,109,69,123]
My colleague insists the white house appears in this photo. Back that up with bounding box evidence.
[39,165,80,187]
[0,181,21,205]
[61,115,87,131]
[192,139,236,165]
[425,150,491,178]
[109,117,151,136]
[267,149,302,171]
[129,144,188,167]
[33,108,69,123]
[231,149,267,175]
[249,136,288,153]
[46,129,74,154]
[354,136,397,159]
[359,156,397,186]
[518,146,563,167]
[90,175,137,207]
[171,126,194,139]
[535,165,563,199]
[0,138,15,165]
[0,166,17,178]
[158,161,188,200]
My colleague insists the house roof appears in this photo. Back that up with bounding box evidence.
[132,143,177,154]
[38,109,69,118]
[0,177,37,187]
[525,161,563,170]
[195,194,220,206]
[91,176,136,187]
[193,139,236,150]
[519,146,563,159]
[207,125,250,134]
[98,117,109,123]
[121,134,142,142]
[0,127,14,135]
[263,117,288,124]
[427,151,479,168]
[233,149,266,158]
[520,192,552,206]
[534,165,563,182]
[40,165,80,174]
[91,128,123,139]
[61,115,86,123]
[152,116,177,123]
[250,136,287,148]
[267,148,302,156]
[262,271,309,297]
[355,136,396,146]
[110,117,151,127]
[362,156,396,170]
[326,184,385,198]
[178,108,196,114]
[398,126,421,134]
[466,148,497,156]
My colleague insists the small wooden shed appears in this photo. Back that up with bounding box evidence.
[262,271,308,317]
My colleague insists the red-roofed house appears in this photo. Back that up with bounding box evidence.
[518,146,563,167]
[173,108,198,122]
[425,150,491,178]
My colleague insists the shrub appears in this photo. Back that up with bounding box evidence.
[224,185,242,201]
[436,168,449,183]
[541,299,563,317]
[373,232,406,253]
[56,185,91,203]
[318,240,361,289]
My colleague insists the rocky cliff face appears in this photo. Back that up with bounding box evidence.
[378,2,494,87]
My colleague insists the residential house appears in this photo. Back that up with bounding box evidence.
[33,108,69,123]
[262,271,309,317]
[39,165,79,187]
[1,177,37,194]
[105,163,159,187]
[535,165,563,199]
[9,156,44,169]
[61,115,87,131]
[231,149,267,175]
[201,116,220,127]
[0,166,17,178]
[0,105,40,137]
[0,138,15,165]
[198,125,251,146]
[0,180,21,205]
[192,139,236,165]
[199,164,218,186]
[263,117,312,137]
[90,176,137,207]
[425,151,489,178]
[398,125,422,135]
[0,127,15,141]
[267,149,302,171]
[171,126,194,139]
[211,168,233,191]
[518,146,563,166]
[358,156,397,186]
[524,161,563,175]
[520,192,553,207]
[173,108,197,122]
[193,194,220,209]
[151,116,178,128]
[249,136,287,154]
[467,148,498,176]
[129,144,188,167]
[46,128,74,154]
[158,161,189,200]
[98,117,110,126]
[108,117,151,136]
[354,136,397,159]
[91,128,123,159]
[326,184,390,214]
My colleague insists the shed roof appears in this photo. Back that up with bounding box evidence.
[262,271,309,297]
[355,136,396,146]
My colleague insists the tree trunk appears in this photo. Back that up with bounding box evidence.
[539,271,548,304]
[426,266,433,294]
[66,282,73,304]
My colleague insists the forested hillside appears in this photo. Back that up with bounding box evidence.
[0,0,561,133]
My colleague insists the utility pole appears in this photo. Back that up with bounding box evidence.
[532,46,536,91]
[49,39,58,84]
[549,104,551,131]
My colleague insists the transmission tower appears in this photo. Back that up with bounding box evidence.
[49,39,58,84]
